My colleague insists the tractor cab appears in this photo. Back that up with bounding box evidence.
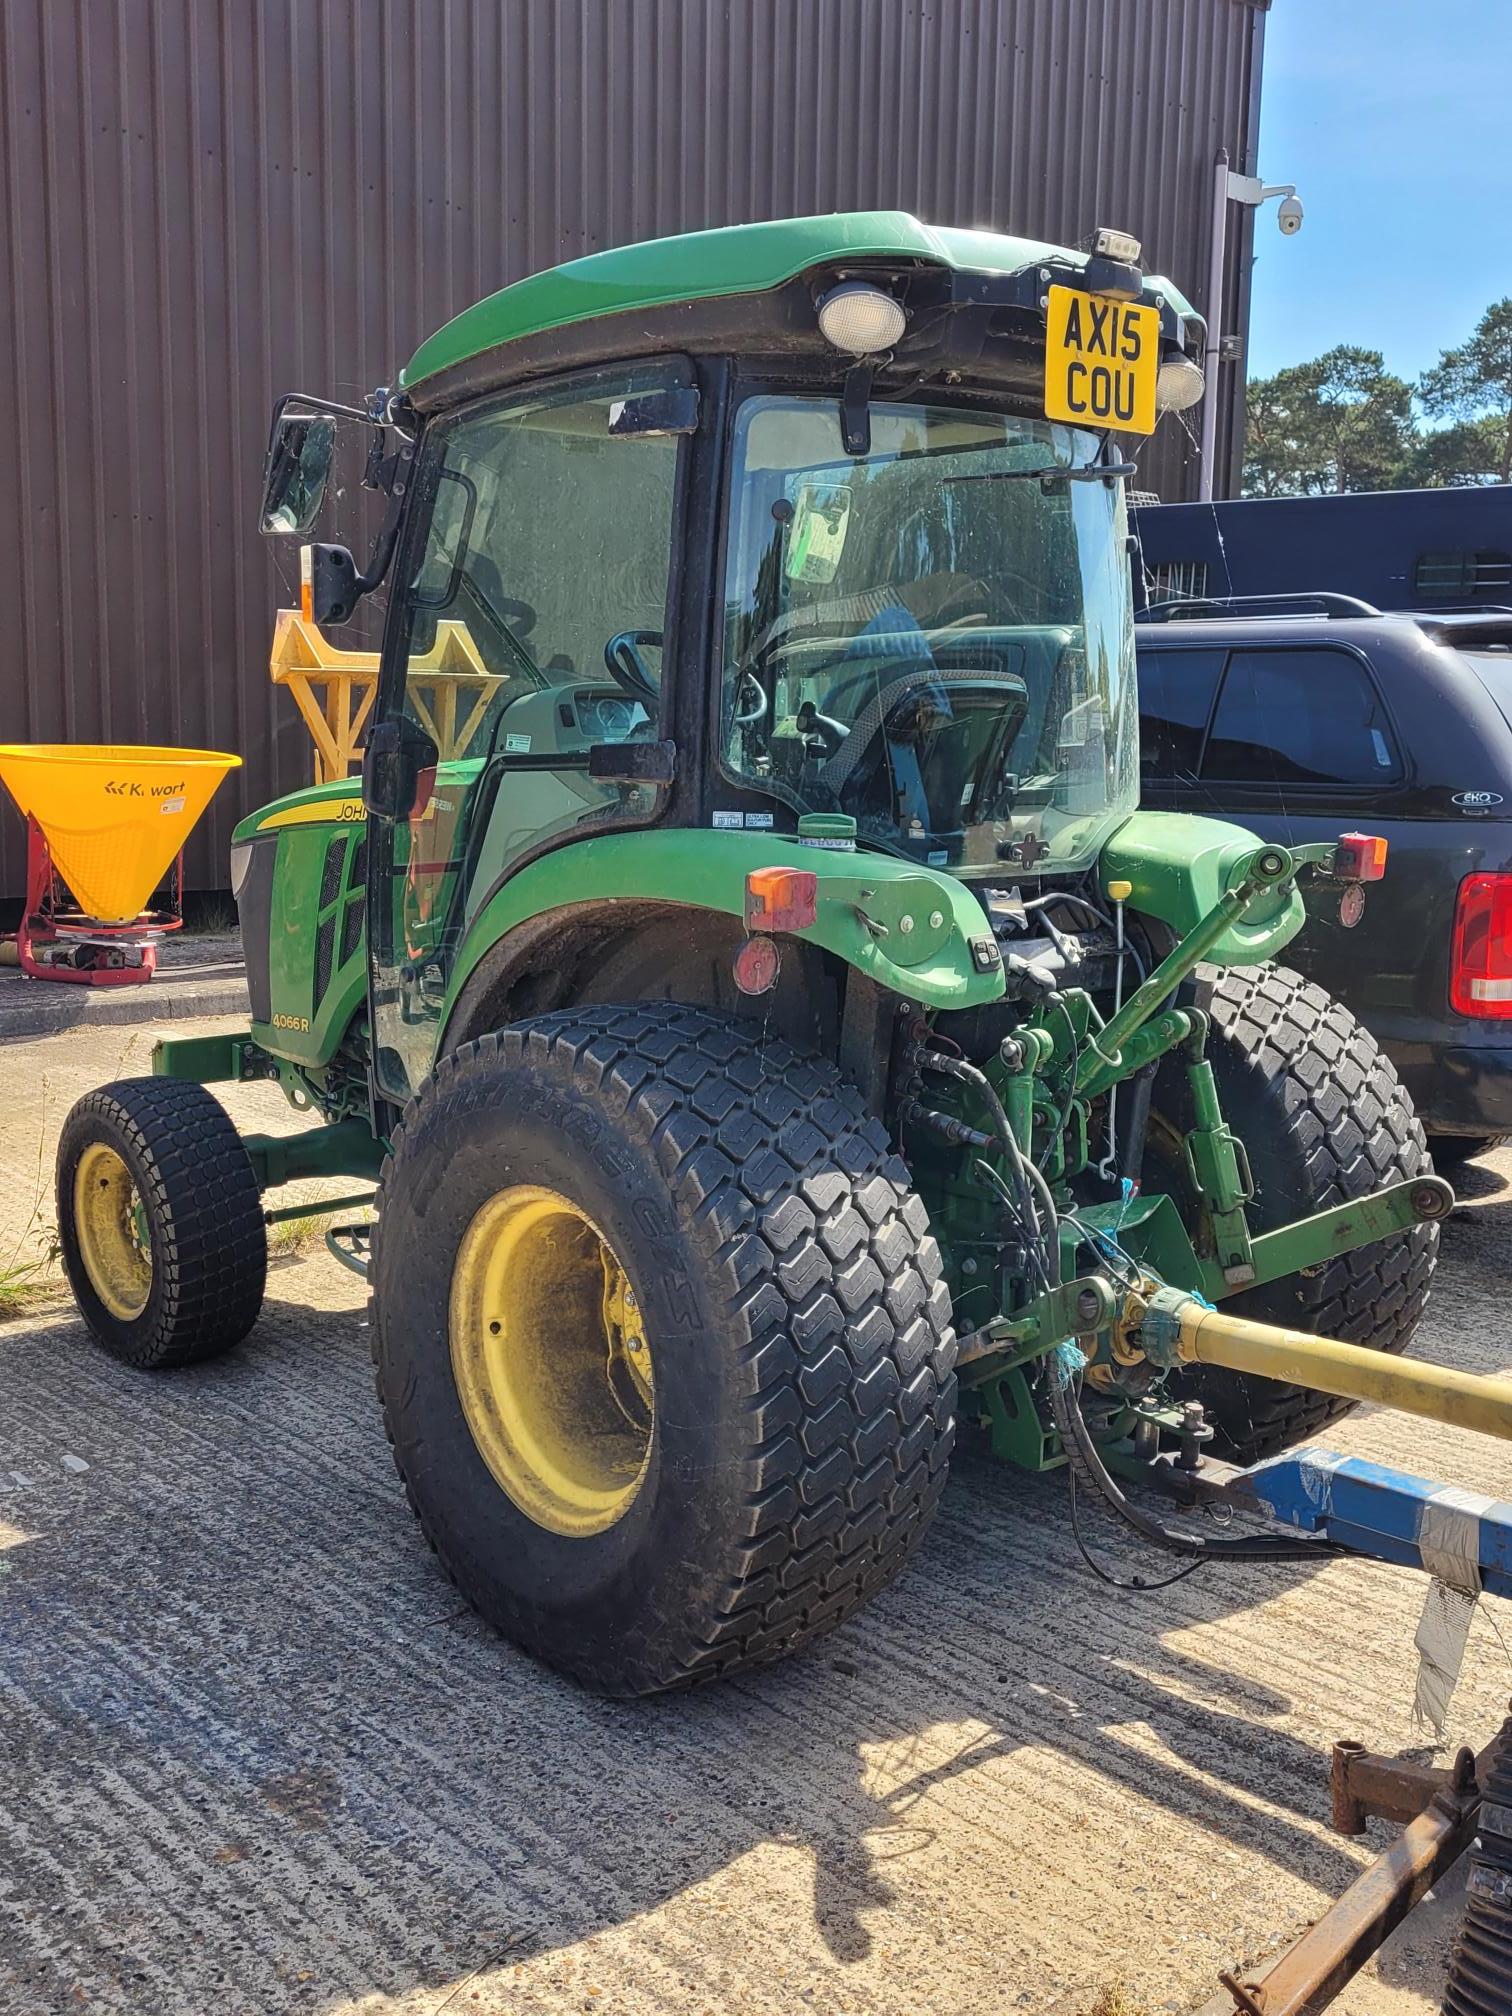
[253,213,1205,1102]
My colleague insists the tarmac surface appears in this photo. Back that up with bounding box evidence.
[0,933,246,1040]
[2,1014,1510,2016]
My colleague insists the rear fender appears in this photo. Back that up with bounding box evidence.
[441,829,1006,1041]
[1100,809,1306,966]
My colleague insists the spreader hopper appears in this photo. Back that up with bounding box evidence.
[0,744,239,983]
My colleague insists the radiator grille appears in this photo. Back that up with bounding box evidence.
[314,914,336,1007]
[319,835,348,913]
[340,892,364,967]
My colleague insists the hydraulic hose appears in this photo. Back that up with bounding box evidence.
[918,1049,1046,1258]
[918,1046,1329,1564]
[1058,1349,1347,1563]
[918,1050,1023,1181]
[1044,1353,1337,1564]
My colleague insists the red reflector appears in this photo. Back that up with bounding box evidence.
[1451,872,1512,1020]
[744,866,819,933]
[1334,832,1388,882]
[732,934,781,996]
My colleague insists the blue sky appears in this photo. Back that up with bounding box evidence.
[1246,0,1512,386]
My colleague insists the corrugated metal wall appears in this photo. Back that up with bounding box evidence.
[0,0,1266,892]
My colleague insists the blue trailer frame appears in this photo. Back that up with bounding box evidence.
[1238,1445,1512,1597]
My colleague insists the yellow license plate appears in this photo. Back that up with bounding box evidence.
[1043,284,1159,434]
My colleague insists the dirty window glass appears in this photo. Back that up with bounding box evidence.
[719,395,1138,875]
[369,363,688,1107]
[1203,649,1400,787]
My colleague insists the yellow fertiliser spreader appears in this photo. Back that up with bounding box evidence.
[0,744,238,984]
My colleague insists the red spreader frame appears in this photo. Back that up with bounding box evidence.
[15,815,184,987]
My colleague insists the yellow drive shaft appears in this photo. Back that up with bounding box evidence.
[1177,1303,1512,1444]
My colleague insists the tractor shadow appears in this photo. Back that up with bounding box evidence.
[4,1168,1511,2015]
[1446,1158,1508,1203]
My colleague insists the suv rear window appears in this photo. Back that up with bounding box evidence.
[1137,648,1225,781]
[1203,648,1401,787]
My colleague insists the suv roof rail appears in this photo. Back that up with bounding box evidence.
[1407,604,1512,620]
[1138,591,1382,623]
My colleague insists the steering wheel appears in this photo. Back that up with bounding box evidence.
[732,668,768,729]
[604,630,661,704]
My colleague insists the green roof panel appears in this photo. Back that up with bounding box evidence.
[401,211,1187,389]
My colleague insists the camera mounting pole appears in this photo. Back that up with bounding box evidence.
[1198,150,1305,501]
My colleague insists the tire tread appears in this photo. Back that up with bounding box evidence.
[369,1005,957,1695]
[57,1078,266,1369]
[1183,964,1437,1463]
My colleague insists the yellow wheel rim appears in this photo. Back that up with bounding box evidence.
[449,1185,654,1538]
[73,1142,153,1321]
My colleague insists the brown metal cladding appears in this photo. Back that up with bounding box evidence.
[0,0,1266,891]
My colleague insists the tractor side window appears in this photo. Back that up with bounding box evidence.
[370,362,688,1104]
[400,365,687,749]
[1203,649,1401,789]
[1135,647,1225,784]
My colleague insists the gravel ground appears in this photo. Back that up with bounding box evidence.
[2,1018,1509,2016]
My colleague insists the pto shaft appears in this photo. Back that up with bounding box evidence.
[1176,1303,1512,1444]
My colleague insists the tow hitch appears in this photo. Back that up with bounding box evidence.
[1166,1445,1512,2010]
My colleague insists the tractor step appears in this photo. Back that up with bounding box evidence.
[324,1220,372,1280]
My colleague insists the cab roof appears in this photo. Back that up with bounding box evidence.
[400,210,1194,392]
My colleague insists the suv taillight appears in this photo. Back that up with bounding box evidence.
[1451,873,1512,1018]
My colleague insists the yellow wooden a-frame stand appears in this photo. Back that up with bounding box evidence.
[269,611,502,783]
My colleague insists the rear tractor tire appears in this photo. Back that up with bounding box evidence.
[369,1004,957,1697]
[56,1078,267,1368]
[1155,965,1438,1466]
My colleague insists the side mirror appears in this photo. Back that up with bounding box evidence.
[261,412,336,535]
[363,717,439,823]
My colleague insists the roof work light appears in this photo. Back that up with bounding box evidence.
[1156,356,1206,413]
[816,283,907,356]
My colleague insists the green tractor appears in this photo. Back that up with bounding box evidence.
[56,213,1452,1697]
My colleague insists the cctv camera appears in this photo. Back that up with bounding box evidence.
[1277,195,1304,236]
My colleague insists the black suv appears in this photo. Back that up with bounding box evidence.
[1135,594,1512,1164]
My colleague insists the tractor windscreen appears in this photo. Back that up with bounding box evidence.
[719,396,1138,873]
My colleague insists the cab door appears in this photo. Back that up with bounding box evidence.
[364,361,694,1103]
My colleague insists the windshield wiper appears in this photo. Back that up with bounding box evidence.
[942,461,1138,488]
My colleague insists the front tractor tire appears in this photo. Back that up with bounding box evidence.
[56,1079,268,1369]
[1158,965,1438,1465]
[370,1005,957,1698]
